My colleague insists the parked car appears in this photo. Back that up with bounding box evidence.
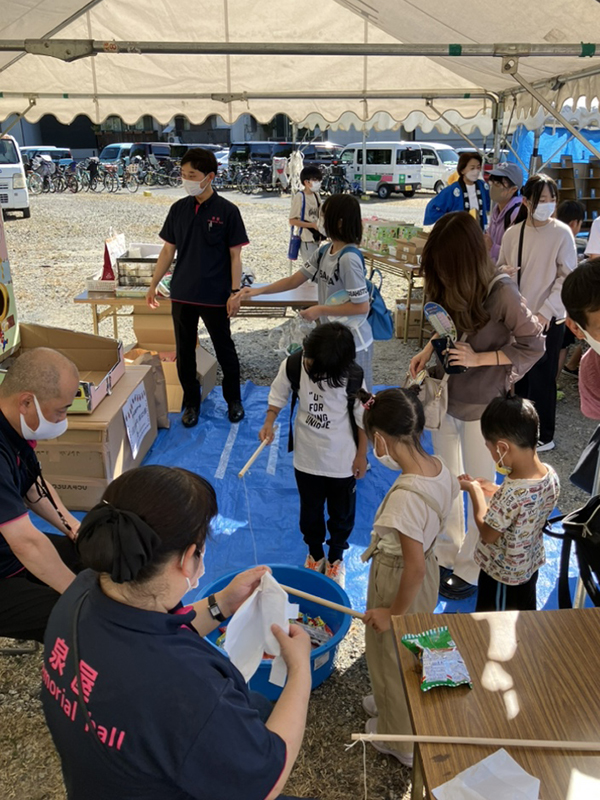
[20,145,72,168]
[0,135,30,219]
[339,141,459,198]
[98,142,172,164]
[228,141,343,169]
[170,143,228,159]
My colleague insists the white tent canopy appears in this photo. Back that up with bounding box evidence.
[1,0,600,134]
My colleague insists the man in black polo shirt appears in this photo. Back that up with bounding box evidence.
[146,148,249,428]
[0,347,81,642]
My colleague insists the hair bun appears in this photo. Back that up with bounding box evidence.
[77,502,161,583]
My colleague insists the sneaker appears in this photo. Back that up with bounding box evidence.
[362,694,378,717]
[303,554,325,573]
[325,559,346,587]
[537,439,556,452]
[365,718,413,767]
[562,365,579,377]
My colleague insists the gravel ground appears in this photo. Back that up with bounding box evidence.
[0,188,596,800]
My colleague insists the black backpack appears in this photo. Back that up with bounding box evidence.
[544,496,600,608]
[284,349,363,452]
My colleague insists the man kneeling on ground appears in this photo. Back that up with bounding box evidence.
[0,347,81,642]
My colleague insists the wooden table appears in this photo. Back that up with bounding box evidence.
[74,284,318,337]
[362,251,426,345]
[391,608,600,799]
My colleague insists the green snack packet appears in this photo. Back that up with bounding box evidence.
[401,626,472,692]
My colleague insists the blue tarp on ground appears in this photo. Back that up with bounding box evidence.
[36,382,591,613]
[142,383,589,612]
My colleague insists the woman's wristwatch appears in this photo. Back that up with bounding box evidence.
[208,594,226,622]
[230,288,241,295]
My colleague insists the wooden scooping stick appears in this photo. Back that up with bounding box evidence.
[351,733,600,751]
[280,583,366,621]
[238,438,269,478]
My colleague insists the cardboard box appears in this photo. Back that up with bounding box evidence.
[36,365,158,510]
[1,322,124,414]
[394,235,428,255]
[130,311,217,413]
[394,298,431,339]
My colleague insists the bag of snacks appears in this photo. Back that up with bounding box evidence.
[401,626,472,692]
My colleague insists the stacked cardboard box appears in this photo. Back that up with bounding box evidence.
[362,218,426,257]
[0,323,125,414]
[394,296,431,340]
[36,366,159,510]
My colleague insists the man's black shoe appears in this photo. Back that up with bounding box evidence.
[182,407,199,428]
[439,574,477,600]
[228,402,245,423]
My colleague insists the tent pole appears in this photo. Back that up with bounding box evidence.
[0,99,36,135]
[504,58,600,162]
[361,99,367,196]
[529,128,542,175]
[491,97,504,165]
[538,133,576,173]
[426,100,488,157]
[502,139,529,174]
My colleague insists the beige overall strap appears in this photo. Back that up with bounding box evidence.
[361,478,445,562]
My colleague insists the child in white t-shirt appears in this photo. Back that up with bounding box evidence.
[259,322,367,586]
[289,166,325,263]
[459,395,560,612]
[359,386,459,767]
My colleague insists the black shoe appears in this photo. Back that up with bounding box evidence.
[228,402,245,423]
[181,407,199,428]
[439,574,477,600]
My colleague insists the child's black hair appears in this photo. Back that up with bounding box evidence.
[302,322,356,388]
[358,386,425,454]
[480,396,539,449]
[181,148,218,176]
[557,199,585,225]
[562,257,600,329]
[300,166,322,185]
[321,193,363,244]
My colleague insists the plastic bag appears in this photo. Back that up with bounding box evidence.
[267,313,316,359]
[402,626,472,692]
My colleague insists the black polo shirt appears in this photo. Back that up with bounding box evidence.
[159,192,249,306]
[0,410,40,578]
[42,570,287,800]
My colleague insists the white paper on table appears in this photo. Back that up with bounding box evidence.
[224,573,299,687]
[432,749,540,800]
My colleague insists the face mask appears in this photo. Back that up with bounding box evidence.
[465,169,480,182]
[182,549,205,592]
[182,176,210,197]
[495,444,512,476]
[373,433,402,471]
[310,181,322,192]
[578,325,600,356]
[532,201,556,222]
[21,395,68,441]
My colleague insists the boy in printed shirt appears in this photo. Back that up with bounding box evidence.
[459,396,559,611]
[259,323,367,587]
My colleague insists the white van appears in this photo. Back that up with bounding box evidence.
[339,141,459,199]
[0,135,30,219]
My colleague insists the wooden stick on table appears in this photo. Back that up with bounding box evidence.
[351,733,600,751]
[238,438,269,478]
[280,584,365,621]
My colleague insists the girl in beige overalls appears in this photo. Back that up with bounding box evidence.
[359,387,460,766]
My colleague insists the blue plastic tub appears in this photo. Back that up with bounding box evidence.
[201,564,353,700]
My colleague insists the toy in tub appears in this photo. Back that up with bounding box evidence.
[201,564,353,700]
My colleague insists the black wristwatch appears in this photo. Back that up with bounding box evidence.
[208,593,226,622]
[230,288,241,295]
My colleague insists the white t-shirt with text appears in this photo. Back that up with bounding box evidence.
[268,358,365,478]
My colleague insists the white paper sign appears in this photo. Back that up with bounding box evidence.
[122,385,151,460]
